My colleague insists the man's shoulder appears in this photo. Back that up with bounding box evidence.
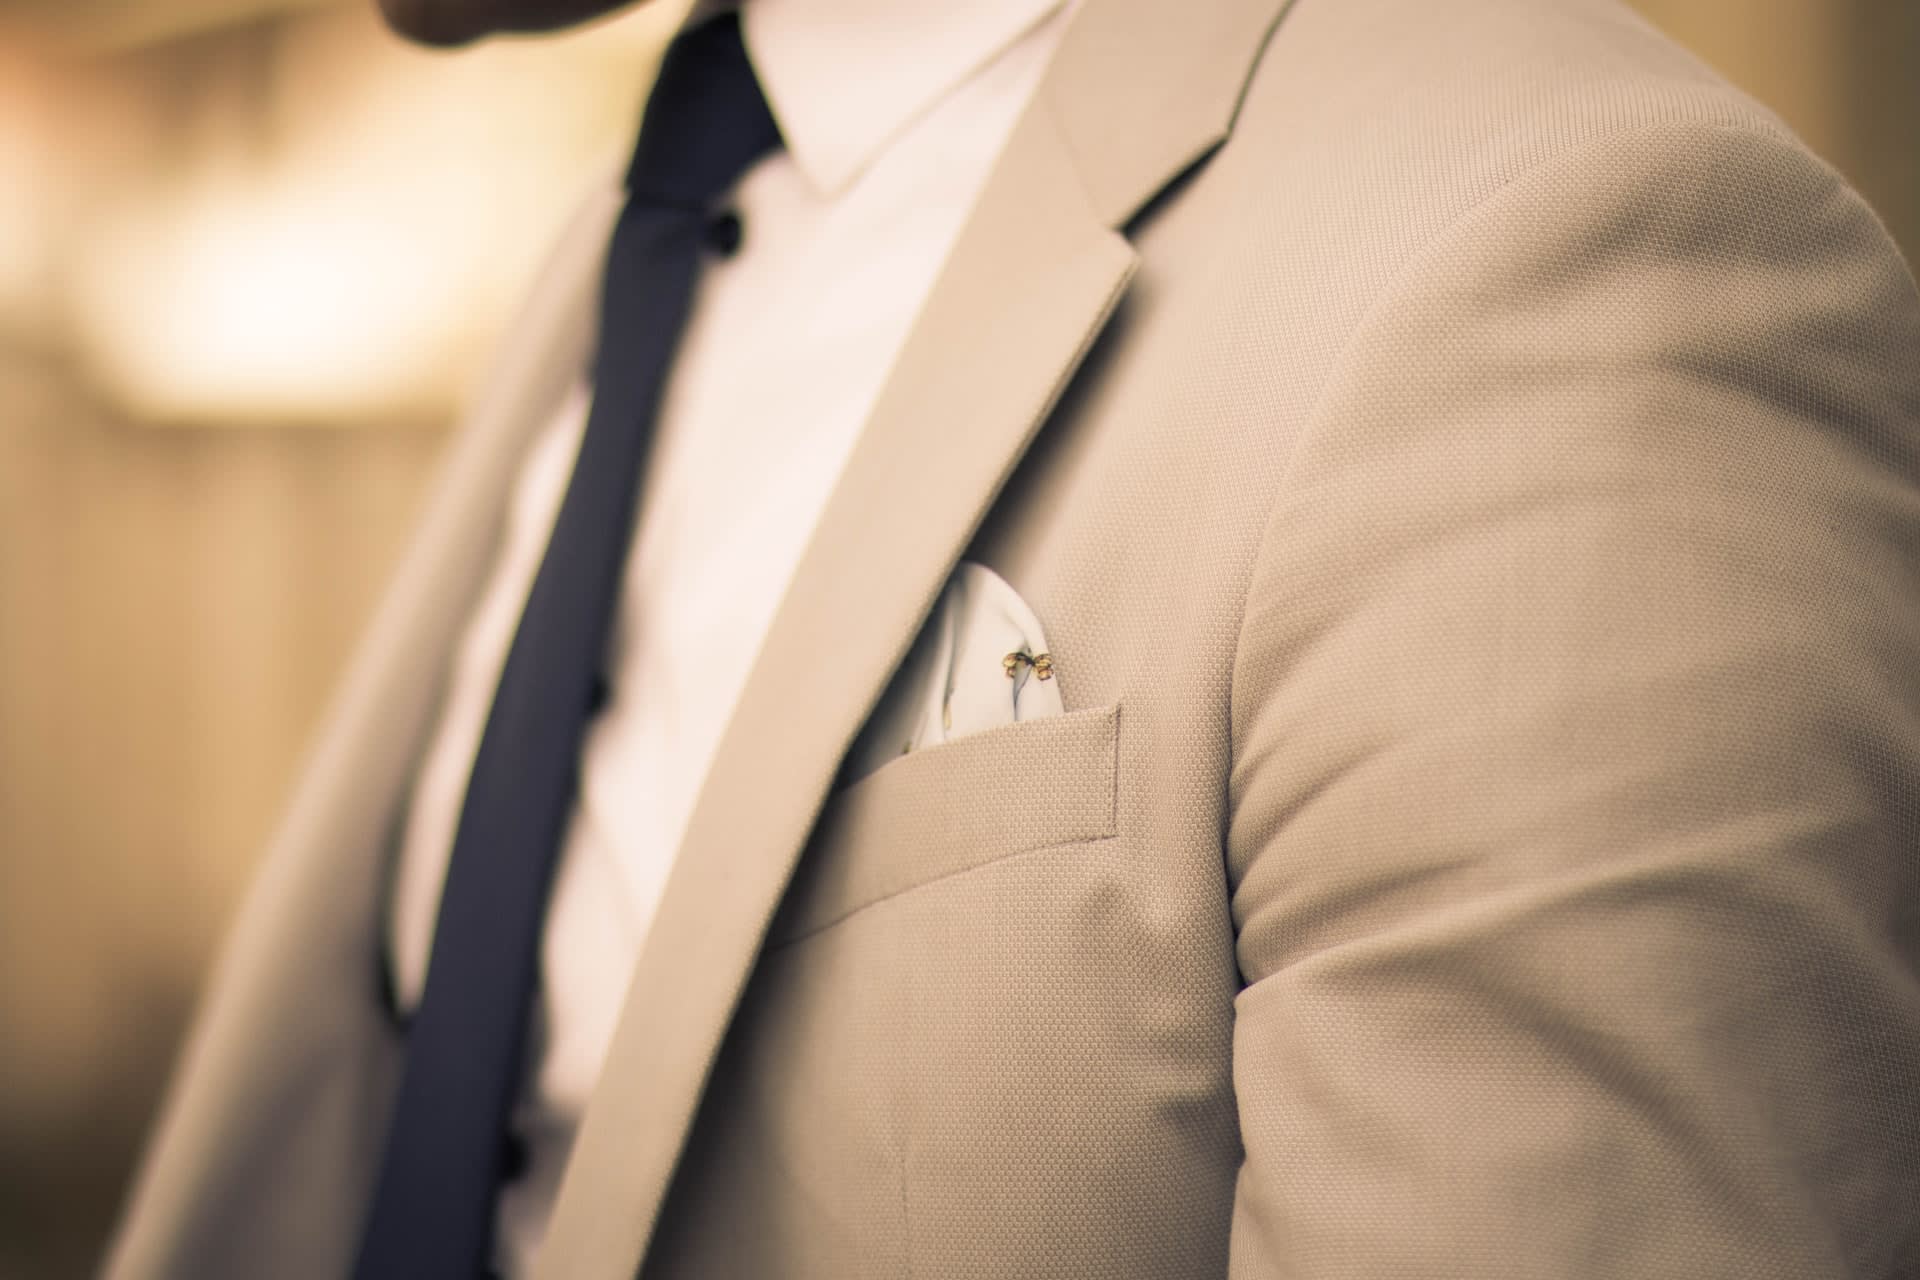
[1224,0,1799,226]
[1158,0,1913,378]
[1236,0,1790,168]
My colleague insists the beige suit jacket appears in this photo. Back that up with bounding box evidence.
[107,0,1920,1274]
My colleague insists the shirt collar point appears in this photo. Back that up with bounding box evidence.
[741,0,1066,202]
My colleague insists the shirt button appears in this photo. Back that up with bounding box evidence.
[704,209,743,257]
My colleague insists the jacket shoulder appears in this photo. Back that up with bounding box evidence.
[1211,0,1815,258]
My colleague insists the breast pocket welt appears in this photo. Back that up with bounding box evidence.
[768,703,1120,947]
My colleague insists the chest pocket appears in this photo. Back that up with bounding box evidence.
[770,703,1120,947]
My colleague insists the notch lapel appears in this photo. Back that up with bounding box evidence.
[536,0,1295,1273]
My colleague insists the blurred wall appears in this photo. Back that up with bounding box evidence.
[0,3,685,1273]
[0,0,1915,1275]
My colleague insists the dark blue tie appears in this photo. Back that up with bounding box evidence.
[353,15,781,1277]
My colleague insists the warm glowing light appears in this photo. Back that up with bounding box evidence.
[78,175,460,423]
[56,0,689,426]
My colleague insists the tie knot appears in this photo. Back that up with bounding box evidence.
[625,11,784,209]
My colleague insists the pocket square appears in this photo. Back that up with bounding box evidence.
[843,562,1062,784]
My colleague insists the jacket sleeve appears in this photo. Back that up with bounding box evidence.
[1223,120,1920,1278]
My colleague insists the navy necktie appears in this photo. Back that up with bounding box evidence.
[353,15,781,1277]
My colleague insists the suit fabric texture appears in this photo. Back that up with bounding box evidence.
[107,0,1920,1275]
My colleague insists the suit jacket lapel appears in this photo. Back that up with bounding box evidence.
[537,0,1294,1273]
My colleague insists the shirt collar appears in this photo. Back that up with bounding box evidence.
[724,0,1066,197]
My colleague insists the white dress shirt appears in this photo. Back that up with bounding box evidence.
[385,0,1074,1271]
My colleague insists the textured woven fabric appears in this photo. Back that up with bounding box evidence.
[770,704,1119,945]
[107,0,1920,1275]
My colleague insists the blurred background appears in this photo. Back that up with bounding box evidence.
[0,0,1915,1274]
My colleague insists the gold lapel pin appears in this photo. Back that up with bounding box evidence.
[1002,650,1055,681]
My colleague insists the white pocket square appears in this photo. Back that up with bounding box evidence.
[844,562,1062,783]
